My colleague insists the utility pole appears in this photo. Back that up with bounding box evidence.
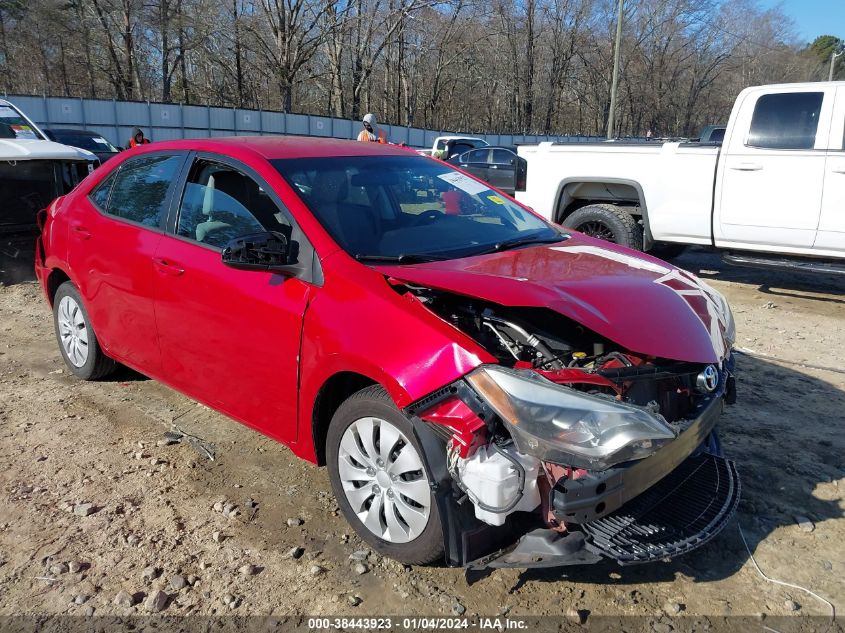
[607,0,624,139]
[830,48,844,81]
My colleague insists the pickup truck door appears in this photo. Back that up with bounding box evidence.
[715,87,836,250]
[815,86,845,254]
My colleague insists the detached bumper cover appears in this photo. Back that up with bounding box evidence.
[583,453,739,564]
[468,450,739,568]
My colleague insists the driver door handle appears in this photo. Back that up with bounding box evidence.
[730,162,763,171]
[153,258,185,277]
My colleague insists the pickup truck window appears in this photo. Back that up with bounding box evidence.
[747,92,823,150]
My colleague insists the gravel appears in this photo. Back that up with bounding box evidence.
[145,590,168,613]
[141,566,159,582]
[73,503,96,517]
[169,574,188,591]
[113,591,136,608]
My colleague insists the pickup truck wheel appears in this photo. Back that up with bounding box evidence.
[327,385,444,565]
[563,204,643,250]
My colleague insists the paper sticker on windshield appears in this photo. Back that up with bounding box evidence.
[11,125,37,140]
[437,172,488,196]
[93,137,109,145]
[487,195,505,205]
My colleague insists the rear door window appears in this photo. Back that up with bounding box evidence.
[463,149,489,164]
[491,149,515,165]
[747,92,824,150]
[104,154,183,228]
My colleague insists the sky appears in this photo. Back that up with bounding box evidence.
[762,0,845,43]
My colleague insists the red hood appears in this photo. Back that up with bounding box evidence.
[376,235,731,364]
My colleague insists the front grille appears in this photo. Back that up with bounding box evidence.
[582,454,739,564]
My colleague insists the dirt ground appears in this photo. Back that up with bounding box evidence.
[0,244,843,627]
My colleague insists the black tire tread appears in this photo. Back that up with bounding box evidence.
[564,203,644,250]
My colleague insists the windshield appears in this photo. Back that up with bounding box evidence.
[273,155,563,261]
[52,131,120,153]
[0,105,44,140]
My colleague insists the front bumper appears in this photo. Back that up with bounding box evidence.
[465,396,740,569]
[552,395,724,524]
[470,449,739,568]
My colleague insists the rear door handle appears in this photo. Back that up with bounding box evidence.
[153,258,185,277]
[730,162,763,171]
[832,167,845,174]
[71,224,92,240]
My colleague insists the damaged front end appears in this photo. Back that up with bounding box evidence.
[401,283,739,569]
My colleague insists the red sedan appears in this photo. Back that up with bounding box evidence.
[35,137,739,568]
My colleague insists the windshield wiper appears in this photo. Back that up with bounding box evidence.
[476,233,568,255]
[354,253,446,264]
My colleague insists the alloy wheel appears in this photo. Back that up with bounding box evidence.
[578,220,616,242]
[57,295,89,367]
[337,416,431,543]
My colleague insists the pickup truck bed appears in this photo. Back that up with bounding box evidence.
[515,81,845,265]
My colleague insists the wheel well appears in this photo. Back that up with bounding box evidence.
[311,372,377,466]
[46,269,71,306]
[556,182,642,224]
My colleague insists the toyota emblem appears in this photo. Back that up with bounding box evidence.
[696,365,719,393]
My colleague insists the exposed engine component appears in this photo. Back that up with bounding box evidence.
[448,440,541,526]
[401,284,712,424]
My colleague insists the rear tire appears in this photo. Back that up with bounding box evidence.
[563,203,644,250]
[53,281,117,380]
[326,385,444,565]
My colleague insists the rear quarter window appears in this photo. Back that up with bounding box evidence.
[747,92,823,150]
[89,172,115,209]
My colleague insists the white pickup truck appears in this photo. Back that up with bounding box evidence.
[516,82,845,272]
[0,99,98,233]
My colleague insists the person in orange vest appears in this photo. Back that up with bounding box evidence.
[357,113,387,143]
[127,127,151,149]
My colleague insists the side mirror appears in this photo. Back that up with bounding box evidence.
[221,231,298,273]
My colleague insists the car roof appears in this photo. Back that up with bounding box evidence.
[147,135,415,160]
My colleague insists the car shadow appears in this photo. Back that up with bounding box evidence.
[0,232,37,286]
[491,351,844,590]
[671,247,845,300]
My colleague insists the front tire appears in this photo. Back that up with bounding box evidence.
[326,385,444,565]
[53,281,117,380]
[563,203,644,250]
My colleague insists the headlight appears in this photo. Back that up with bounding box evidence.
[467,366,676,470]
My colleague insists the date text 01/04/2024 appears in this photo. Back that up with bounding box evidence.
[307,617,530,630]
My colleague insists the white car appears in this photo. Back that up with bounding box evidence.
[516,82,845,272]
[0,99,98,232]
[419,136,488,160]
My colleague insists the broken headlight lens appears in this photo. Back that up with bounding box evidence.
[467,366,676,471]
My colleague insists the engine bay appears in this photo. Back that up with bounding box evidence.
[405,283,708,424]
